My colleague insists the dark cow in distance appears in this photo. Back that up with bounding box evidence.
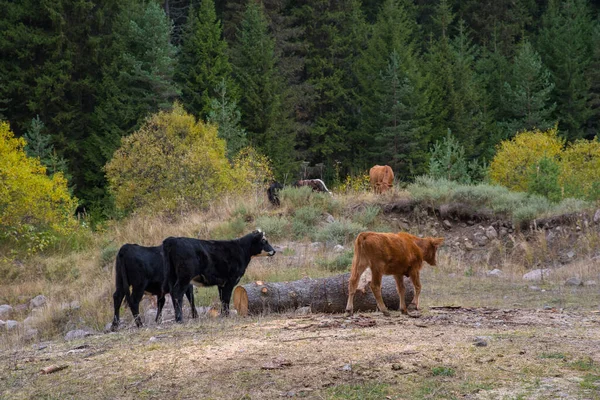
[293,179,332,195]
[111,244,197,331]
[163,230,276,322]
[267,182,284,206]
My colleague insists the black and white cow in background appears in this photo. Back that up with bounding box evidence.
[111,244,197,331]
[267,182,284,206]
[292,179,332,195]
[162,230,276,322]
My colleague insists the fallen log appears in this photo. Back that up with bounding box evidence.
[232,272,414,316]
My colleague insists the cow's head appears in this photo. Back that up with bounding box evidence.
[251,229,276,257]
[417,237,444,266]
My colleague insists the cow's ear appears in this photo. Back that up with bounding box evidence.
[432,237,444,247]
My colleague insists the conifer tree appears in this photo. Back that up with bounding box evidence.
[176,0,236,120]
[23,116,69,178]
[208,79,246,159]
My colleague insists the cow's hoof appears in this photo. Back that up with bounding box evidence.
[110,324,118,332]
[407,303,418,312]
[400,309,408,315]
[382,310,391,317]
[345,310,353,317]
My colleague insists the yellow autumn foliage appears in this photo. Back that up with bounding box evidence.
[0,121,77,252]
[105,103,240,214]
[489,127,565,192]
[560,138,600,200]
[232,147,274,192]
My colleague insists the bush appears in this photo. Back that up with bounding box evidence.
[527,156,561,202]
[336,173,370,193]
[317,250,354,272]
[489,127,564,192]
[0,121,77,254]
[255,215,289,240]
[314,219,365,245]
[210,217,247,239]
[279,186,339,214]
[232,146,274,193]
[293,206,322,226]
[560,138,600,201]
[352,206,380,227]
[105,103,237,214]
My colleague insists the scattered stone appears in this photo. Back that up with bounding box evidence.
[310,242,323,249]
[0,304,13,319]
[529,286,541,291]
[443,220,452,229]
[104,323,113,333]
[341,364,352,372]
[464,242,474,251]
[499,227,508,238]
[566,251,576,259]
[486,269,503,278]
[5,320,19,331]
[333,244,345,253]
[473,232,488,246]
[543,305,554,310]
[296,306,311,315]
[522,269,552,281]
[23,328,38,341]
[391,363,404,371]
[69,301,80,310]
[30,295,47,309]
[485,226,498,240]
[23,316,37,326]
[0,320,4,329]
[324,213,335,224]
[64,329,92,341]
[565,277,583,287]
[584,280,597,287]
[473,336,488,347]
[594,209,600,224]
[144,309,158,326]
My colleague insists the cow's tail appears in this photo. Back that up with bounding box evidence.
[350,233,368,282]
[161,239,173,295]
[116,248,132,308]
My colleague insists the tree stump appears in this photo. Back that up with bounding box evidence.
[232,272,415,316]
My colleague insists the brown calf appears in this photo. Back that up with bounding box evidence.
[345,232,444,316]
[369,165,394,194]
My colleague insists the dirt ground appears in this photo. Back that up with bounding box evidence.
[2,306,600,400]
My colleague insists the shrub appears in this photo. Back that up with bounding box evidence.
[314,219,365,245]
[231,146,274,193]
[429,130,474,184]
[489,127,564,192]
[560,138,600,201]
[352,206,380,227]
[105,103,236,214]
[210,217,247,239]
[292,220,314,240]
[255,215,289,240]
[0,121,77,254]
[527,156,561,202]
[293,206,322,226]
[336,173,371,193]
[317,250,354,272]
[279,186,340,214]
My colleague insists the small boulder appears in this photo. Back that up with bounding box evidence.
[485,226,498,240]
[523,269,552,281]
[310,242,323,249]
[333,244,345,253]
[5,320,19,331]
[486,269,503,278]
[584,280,597,287]
[594,209,600,224]
[323,213,335,224]
[296,306,311,315]
[473,232,489,246]
[23,328,38,341]
[473,336,489,347]
[0,320,5,329]
[65,329,92,341]
[443,220,452,229]
[144,309,158,326]
[30,295,47,309]
[0,304,13,319]
[464,241,474,251]
[565,277,583,287]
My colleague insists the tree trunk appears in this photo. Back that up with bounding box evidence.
[233,272,414,316]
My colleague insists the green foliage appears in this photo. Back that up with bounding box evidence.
[326,383,391,400]
[176,0,236,120]
[210,217,247,240]
[208,80,247,159]
[255,216,289,240]
[279,187,340,215]
[527,157,561,202]
[314,219,365,245]
[99,243,119,269]
[231,147,274,192]
[432,366,456,377]
[0,122,78,254]
[352,206,381,228]
[560,138,600,201]
[317,250,354,272]
[23,116,69,178]
[105,104,236,214]
[293,206,322,226]
[428,130,472,183]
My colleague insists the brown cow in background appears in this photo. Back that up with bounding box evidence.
[345,232,444,316]
[369,165,394,194]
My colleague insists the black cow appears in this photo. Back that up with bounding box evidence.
[267,182,284,206]
[111,244,198,331]
[162,230,276,322]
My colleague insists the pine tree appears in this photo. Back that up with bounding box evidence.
[501,40,556,137]
[176,0,236,120]
[23,116,69,177]
[208,79,247,159]
[538,0,595,139]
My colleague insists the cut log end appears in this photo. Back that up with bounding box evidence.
[233,286,248,317]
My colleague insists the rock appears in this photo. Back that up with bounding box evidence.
[324,213,335,224]
[310,242,323,249]
[473,232,489,246]
[584,280,597,287]
[5,320,19,330]
[473,337,488,347]
[296,306,311,315]
[333,244,345,253]
[529,286,541,291]
[485,226,498,240]
[0,320,4,329]
[443,220,452,229]
[341,364,352,372]
[486,269,503,278]
[565,277,583,287]
[464,241,474,251]
[23,328,38,341]
[23,316,37,326]
[594,209,600,224]
[103,323,113,333]
[0,304,13,319]
[566,251,575,259]
[64,329,93,341]
[144,309,158,326]
[499,227,508,238]
[522,269,552,281]
[30,295,47,309]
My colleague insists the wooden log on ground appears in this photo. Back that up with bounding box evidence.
[232,272,414,316]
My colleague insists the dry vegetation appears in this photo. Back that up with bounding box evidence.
[1,186,600,399]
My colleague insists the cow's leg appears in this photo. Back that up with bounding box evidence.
[394,275,408,315]
[155,295,165,323]
[185,286,198,319]
[170,280,187,323]
[130,287,145,328]
[408,269,422,311]
[111,288,125,331]
[369,272,390,317]
[218,282,235,317]
[345,263,368,316]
